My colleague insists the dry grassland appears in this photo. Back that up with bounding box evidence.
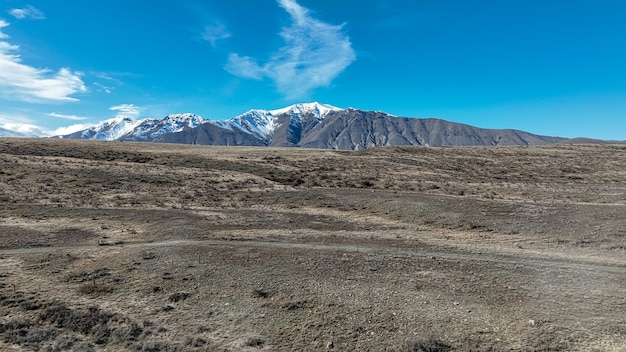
[0,138,624,351]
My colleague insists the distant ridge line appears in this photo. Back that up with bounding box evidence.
[22,102,621,149]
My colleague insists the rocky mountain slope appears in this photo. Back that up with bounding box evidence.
[54,102,568,149]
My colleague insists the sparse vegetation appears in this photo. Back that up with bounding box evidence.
[77,283,112,296]
[168,292,190,303]
[244,336,265,347]
[250,288,270,298]
[404,337,451,352]
[0,139,624,351]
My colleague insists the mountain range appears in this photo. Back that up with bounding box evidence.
[2,102,612,149]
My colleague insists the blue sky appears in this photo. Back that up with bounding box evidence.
[0,0,625,140]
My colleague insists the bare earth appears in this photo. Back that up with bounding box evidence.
[0,138,624,351]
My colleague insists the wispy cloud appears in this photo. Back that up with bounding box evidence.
[225,0,356,98]
[94,82,112,93]
[110,104,142,119]
[8,5,45,20]
[91,71,134,93]
[0,20,87,102]
[48,112,88,121]
[226,54,263,79]
[49,123,93,136]
[202,23,231,47]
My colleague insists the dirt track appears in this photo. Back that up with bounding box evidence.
[1,237,624,272]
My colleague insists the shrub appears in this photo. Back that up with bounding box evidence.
[168,292,190,303]
[244,336,265,347]
[184,336,207,347]
[250,288,269,298]
[77,283,112,296]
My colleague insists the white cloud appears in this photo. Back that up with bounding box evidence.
[110,104,142,119]
[8,5,45,20]
[0,20,87,103]
[0,113,38,133]
[49,123,93,136]
[48,112,88,121]
[1,122,41,135]
[202,23,231,47]
[225,0,356,98]
[0,112,92,136]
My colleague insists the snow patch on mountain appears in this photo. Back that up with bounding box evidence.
[124,113,204,140]
[79,116,143,140]
[61,113,205,141]
[270,102,342,120]
[210,102,343,141]
[211,109,276,140]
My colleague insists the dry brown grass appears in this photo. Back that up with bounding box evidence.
[0,138,624,351]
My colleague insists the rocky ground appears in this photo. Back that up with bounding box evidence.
[0,139,624,351]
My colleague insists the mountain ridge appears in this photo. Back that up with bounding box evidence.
[154,103,568,149]
[3,102,618,149]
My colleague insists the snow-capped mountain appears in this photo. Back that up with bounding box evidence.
[122,113,204,141]
[210,109,276,141]
[270,102,342,120]
[67,116,141,141]
[58,113,204,141]
[209,102,341,142]
[157,104,566,149]
[58,102,342,143]
[56,102,572,149]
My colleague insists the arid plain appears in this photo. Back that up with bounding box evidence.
[0,139,624,351]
